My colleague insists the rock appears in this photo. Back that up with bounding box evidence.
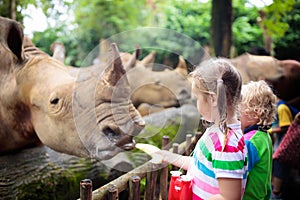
[0,146,120,200]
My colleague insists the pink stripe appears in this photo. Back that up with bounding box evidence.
[210,132,222,150]
[237,137,245,152]
[192,193,203,200]
[193,175,219,194]
[210,132,245,153]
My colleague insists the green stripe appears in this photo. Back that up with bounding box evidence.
[199,140,212,161]
[199,140,247,170]
[213,159,246,170]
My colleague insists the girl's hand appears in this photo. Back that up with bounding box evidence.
[135,143,163,164]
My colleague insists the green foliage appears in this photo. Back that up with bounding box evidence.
[274,0,300,60]
[0,0,34,22]
[32,27,62,55]
[153,0,210,65]
[135,123,180,147]
[0,0,55,24]
[263,0,295,38]
[66,0,154,66]
[163,0,211,46]
[73,0,150,36]
[13,0,300,67]
[232,0,264,55]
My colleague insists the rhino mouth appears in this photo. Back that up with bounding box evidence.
[116,135,136,150]
[103,127,135,151]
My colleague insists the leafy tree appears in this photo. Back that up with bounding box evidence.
[18,0,300,66]
[262,0,295,39]
[163,0,211,46]
[31,0,80,66]
[0,0,53,22]
[232,0,264,55]
[0,0,34,21]
[274,0,300,60]
[159,0,210,66]
[68,0,155,66]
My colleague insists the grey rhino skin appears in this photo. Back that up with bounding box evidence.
[230,53,300,109]
[0,16,145,160]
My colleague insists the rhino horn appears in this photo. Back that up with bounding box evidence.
[175,55,188,76]
[141,50,156,68]
[5,17,24,63]
[103,43,127,86]
[125,45,141,70]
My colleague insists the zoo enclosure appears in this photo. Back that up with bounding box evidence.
[79,132,203,200]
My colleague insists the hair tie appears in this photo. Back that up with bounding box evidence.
[217,79,223,83]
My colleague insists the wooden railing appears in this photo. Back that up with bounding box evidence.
[78,132,203,200]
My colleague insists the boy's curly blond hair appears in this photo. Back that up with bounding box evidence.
[240,80,276,126]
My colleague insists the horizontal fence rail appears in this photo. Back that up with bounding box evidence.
[79,132,203,200]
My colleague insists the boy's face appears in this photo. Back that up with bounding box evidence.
[239,104,258,131]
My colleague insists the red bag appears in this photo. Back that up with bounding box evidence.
[168,171,181,200]
[168,171,192,200]
[179,175,193,200]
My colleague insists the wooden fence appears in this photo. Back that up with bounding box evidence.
[78,132,203,200]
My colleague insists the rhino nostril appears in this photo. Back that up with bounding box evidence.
[103,127,118,138]
[50,97,59,105]
[179,89,189,97]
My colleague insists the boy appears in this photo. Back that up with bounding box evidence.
[239,80,276,199]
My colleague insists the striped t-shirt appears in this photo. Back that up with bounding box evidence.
[187,123,247,200]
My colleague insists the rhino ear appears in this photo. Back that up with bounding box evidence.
[103,43,127,86]
[125,45,141,70]
[141,50,156,69]
[175,55,188,76]
[7,20,24,62]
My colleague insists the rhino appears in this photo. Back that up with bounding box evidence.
[120,49,192,115]
[229,53,285,83]
[90,45,192,116]
[268,59,300,109]
[0,16,145,160]
[50,41,66,63]
[228,53,300,109]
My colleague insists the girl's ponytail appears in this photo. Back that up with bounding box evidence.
[217,78,228,152]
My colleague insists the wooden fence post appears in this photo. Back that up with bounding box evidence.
[172,143,179,171]
[129,175,141,200]
[80,179,92,200]
[145,163,158,200]
[81,133,203,199]
[185,134,193,156]
[159,136,170,200]
[107,184,118,200]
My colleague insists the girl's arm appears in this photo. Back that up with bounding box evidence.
[207,178,242,200]
[156,150,192,170]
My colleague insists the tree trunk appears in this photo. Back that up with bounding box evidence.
[211,0,232,57]
[9,0,16,20]
[258,10,273,55]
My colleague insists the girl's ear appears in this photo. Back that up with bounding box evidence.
[210,93,218,107]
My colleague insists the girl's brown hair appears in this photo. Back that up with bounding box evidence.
[190,58,242,150]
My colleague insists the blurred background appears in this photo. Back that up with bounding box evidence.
[1,0,298,67]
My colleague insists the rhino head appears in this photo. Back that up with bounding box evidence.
[125,50,192,110]
[0,16,145,160]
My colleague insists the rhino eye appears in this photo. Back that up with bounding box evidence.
[50,97,59,105]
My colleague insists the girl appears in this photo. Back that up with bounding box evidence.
[157,58,247,200]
